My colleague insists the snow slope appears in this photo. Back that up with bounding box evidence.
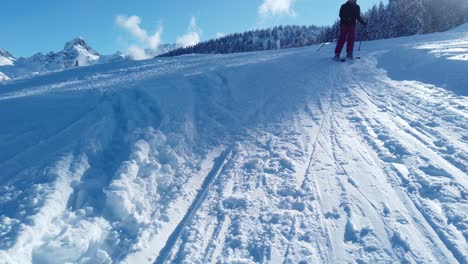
[0,24,467,264]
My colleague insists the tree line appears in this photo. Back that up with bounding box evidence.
[160,25,321,57]
[161,0,467,57]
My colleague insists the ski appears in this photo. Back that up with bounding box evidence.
[333,57,346,62]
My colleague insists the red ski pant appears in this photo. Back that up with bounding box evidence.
[335,24,356,55]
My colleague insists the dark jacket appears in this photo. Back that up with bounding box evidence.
[339,1,365,26]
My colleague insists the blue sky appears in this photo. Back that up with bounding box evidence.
[2,0,386,57]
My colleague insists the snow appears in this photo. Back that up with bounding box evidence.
[0,23,467,264]
[0,72,9,81]
[0,49,15,66]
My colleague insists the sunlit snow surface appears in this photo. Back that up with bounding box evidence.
[417,39,468,60]
[0,24,467,264]
[415,25,468,61]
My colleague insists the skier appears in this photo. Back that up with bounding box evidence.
[75,60,79,67]
[334,0,366,60]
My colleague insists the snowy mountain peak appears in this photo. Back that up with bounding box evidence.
[0,48,15,59]
[0,48,16,66]
[0,37,133,82]
[64,37,90,51]
[63,37,99,59]
[54,37,99,68]
[0,37,110,80]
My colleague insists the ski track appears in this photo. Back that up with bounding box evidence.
[153,148,233,264]
[152,52,466,263]
[0,26,467,264]
[348,63,467,263]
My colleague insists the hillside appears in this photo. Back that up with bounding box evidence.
[0,24,467,264]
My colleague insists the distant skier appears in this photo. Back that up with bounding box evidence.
[334,0,366,60]
[75,60,79,67]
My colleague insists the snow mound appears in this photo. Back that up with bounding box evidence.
[377,25,468,95]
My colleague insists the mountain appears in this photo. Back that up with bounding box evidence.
[0,39,177,81]
[0,48,15,66]
[99,51,127,64]
[62,37,100,65]
[0,37,127,80]
[0,24,467,264]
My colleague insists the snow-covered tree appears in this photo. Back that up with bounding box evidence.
[423,0,465,33]
[161,25,321,57]
[401,0,425,35]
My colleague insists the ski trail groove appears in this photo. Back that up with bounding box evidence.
[344,64,467,263]
[154,147,233,264]
[298,65,343,262]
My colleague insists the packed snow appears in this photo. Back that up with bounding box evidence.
[0,24,467,264]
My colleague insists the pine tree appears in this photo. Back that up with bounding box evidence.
[375,2,386,39]
[400,0,424,35]
[387,0,401,38]
[366,5,379,40]
[424,0,465,33]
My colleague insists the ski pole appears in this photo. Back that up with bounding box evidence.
[357,24,365,59]
[316,42,328,54]
[357,40,362,58]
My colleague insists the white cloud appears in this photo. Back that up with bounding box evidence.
[127,45,152,60]
[176,32,200,48]
[116,16,147,43]
[116,15,162,60]
[176,17,201,48]
[259,0,296,17]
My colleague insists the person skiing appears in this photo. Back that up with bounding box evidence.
[334,0,366,60]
